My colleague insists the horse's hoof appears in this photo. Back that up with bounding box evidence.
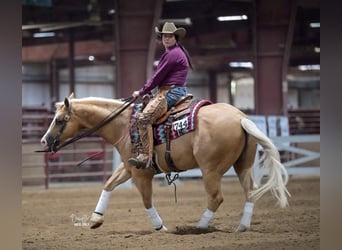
[155,225,168,232]
[90,222,103,229]
[90,212,104,229]
[196,224,208,229]
[236,224,249,232]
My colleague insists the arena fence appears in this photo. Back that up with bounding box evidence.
[22,111,320,189]
[22,137,115,189]
[164,134,320,179]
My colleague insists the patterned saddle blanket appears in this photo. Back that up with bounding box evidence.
[130,99,212,146]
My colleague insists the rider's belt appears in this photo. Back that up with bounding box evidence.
[159,84,175,91]
[158,84,175,95]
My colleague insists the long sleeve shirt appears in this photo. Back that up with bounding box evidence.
[138,43,189,96]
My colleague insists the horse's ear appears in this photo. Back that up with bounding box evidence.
[64,97,70,109]
[69,92,74,99]
[64,96,73,112]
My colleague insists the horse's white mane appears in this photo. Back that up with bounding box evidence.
[73,97,124,104]
[55,96,124,109]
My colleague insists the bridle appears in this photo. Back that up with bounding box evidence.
[49,111,71,153]
[37,96,137,153]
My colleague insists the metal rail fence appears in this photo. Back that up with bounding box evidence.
[22,137,115,189]
[22,108,320,189]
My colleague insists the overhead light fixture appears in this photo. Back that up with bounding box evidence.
[310,22,320,28]
[314,47,320,53]
[229,61,253,68]
[108,9,115,15]
[298,64,320,71]
[217,15,247,22]
[33,32,55,38]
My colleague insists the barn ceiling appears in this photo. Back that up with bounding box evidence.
[22,0,320,72]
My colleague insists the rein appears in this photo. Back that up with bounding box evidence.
[77,131,129,167]
[36,96,137,153]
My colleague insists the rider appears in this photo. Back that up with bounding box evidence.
[128,22,193,169]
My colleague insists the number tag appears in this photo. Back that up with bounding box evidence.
[173,117,188,131]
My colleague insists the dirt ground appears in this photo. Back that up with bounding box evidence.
[22,176,319,250]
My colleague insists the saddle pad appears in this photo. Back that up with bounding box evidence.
[130,99,212,146]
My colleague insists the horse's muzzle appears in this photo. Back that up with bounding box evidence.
[41,136,59,153]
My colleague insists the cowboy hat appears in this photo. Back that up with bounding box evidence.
[155,22,186,39]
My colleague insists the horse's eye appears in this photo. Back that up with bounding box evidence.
[55,118,64,125]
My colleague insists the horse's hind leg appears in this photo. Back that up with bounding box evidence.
[197,172,224,229]
[233,137,258,232]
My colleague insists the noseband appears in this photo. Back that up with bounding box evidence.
[50,112,71,153]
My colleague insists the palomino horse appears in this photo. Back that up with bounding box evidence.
[40,93,290,232]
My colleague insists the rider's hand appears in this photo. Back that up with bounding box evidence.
[132,91,140,98]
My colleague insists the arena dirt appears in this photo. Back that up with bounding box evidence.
[22,176,319,249]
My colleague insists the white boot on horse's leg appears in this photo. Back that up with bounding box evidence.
[146,207,168,232]
[90,189,111,229]
[197,208,215,229]
[236,202,254,232]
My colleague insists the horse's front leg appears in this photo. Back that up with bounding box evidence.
[133,169,168,232]
[90,162,131,229]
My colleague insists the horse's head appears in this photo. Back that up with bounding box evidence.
[40,93,80,152]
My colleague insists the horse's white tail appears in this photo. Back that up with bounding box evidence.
[240,117,291,208]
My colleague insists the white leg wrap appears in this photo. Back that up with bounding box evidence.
[240,202,254,228]
[146,207,164,230]
[197,208,215,229]
[94,190,111,214]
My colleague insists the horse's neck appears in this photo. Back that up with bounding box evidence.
[73,99,131,144]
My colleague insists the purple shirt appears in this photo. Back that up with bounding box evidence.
[139,44,189,96]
